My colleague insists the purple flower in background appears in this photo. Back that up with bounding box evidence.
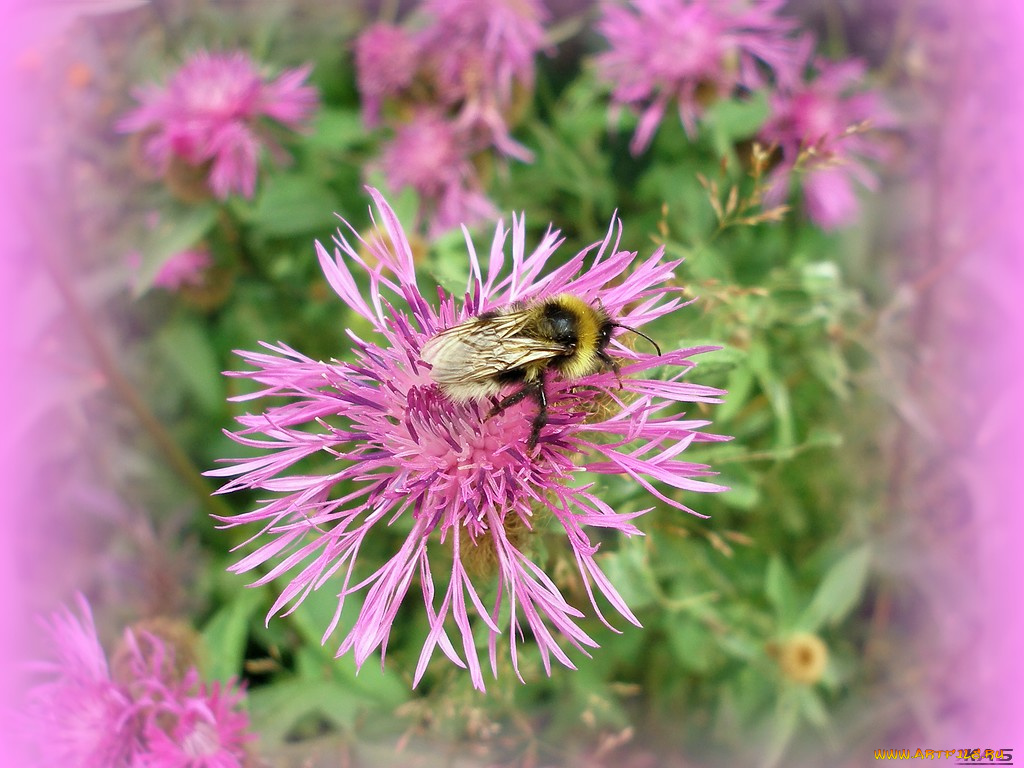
[352,0,545,229]
[210,188,727,690]
[152,248,212,290]
[380,110,498,237]
[419,0,547,106]
[118,50,318,199]
[27,597,140,767]
[419,0,546,161]
[759,54,887,229]
[596,0,802,153]
[132,676,251,768]
[354,22,419,127]
[27,597,252,767]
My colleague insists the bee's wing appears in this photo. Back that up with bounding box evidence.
[421,312,566,385]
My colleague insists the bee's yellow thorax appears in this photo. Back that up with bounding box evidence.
[551,294,604,379]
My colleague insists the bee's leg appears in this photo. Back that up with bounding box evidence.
[489,385,533,417]
[489,378,548,450]
[525,379,548,450]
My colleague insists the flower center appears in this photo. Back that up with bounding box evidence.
[652,11,724,82]
[390,383,535,528]
[401,385,522,466]
[181,720,221,757]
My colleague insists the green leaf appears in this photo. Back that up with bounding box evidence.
[201,586,265,684]
[132,205,218,296]
[761,691,800,768]
[717,361,754,424]
[806,345,850,400]
[799,546,872,632]
[704,91,770,151]
[154,316,225,414]
[799,260,841,296]
[804,427,843,450]
[718,466,760,510]
[247,677,359,742]
[293,646,406,712]
[598,540,658,612]
[765,557,800,628]
[428,230,473,293]
[667,616,714,673]
[306,107,371,153]
[717,632,760,662]
[285,581,347,654]
[748,340,796,450]
[796,686,832,731]
[249,173,341,237]
[285,588,408,707]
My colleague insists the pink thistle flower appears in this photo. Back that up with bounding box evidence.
[118,50,318,199]
[418,0,545,161]
[132,677,251,768]
[27,597,141,767]
[595,0,803,154]
[120,631,253,768]
[209,188,728,691]
[419,0,547,108]
[152,249,212,290]
[759,54,888,230]
[380,110,499,238]
[354,22,420,128]
[26,598,253,767]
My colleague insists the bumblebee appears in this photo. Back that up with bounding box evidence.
[421,293,660,449]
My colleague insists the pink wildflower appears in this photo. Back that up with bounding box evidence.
[153,249,212,290]
[209,188,728,691]
[352,0,545,194]
[595,0,802,153]
[760,53,888,229]
[118,50,317,199]
[418,0,547,107]
[380,110,499,237]
[132,675,251,768]
[27,597,140,767]
[418,0,546,161]
[26,597,253,767]
[354,23,419,128]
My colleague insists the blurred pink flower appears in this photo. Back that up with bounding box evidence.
[760,54,888,229]
[353,0,545,151]
[352,0,545,236]
[380,110,498,237]
[595,0,802,153]
[27,597,140,767]
[152,249,212,290]
[118,50,318,199]
[209,189,727,690]
[27,597,252,767]
[419,0,546,161]
[132,676,251,768]
[354,22,419,128]
[419,0,547,105]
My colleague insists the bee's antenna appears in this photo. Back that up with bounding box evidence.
[612,323,662,356]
